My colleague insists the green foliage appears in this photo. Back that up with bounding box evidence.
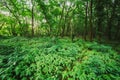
[0,37,120,80]
[0,0,120,41]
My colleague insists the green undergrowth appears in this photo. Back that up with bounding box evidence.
[0,37,120,80]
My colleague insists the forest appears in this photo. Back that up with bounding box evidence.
[0,0,120,80]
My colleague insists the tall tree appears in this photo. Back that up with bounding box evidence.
[107,0,117,40]
[84,1,88,41]
[89,0,93,41]
[31,0,34,36]
[95,0,104,41]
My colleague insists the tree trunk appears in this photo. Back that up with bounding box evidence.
[31,0,34,36]
[107,1,116,40]
[38,0,52,35]
[84,1,88,41]
[58,2,65,36]
[115,20,120,40]
[96,0,104,41]
[89,0,93,41]
[0,23,4,30]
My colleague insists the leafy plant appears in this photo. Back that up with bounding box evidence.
[0,37,120,80]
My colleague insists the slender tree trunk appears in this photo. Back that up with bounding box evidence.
[106,4,109,39]
[58,2,65,36]
[62,13,69,37]
[38,0,52,35]
[61,2,73,37]
[0,23,4,30]
[84,1,88,41]
[31,0,34,36]
[115,20,120,40]
[4,2,21,26]
[62,4,70,37]
[89,0,93,41]
[96,0,104,41]
[70,20,74,42]
[98,19,102,41]
[108,1,116,40]
[4,1,24,36]
[11,23,17,36]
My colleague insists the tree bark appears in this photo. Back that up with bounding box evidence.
[96,0,104,41]
[89,0,93,41]
[115,20,120,40]
[108,1,116,40]
[31,0,34,36]
[0,23,4,30]
[58,2,65,36]
[84,1,88,41]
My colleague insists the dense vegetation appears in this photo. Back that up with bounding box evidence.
[0,37,120,80]
[0,0,120,80]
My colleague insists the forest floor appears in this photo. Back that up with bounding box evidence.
[0,37,120,80]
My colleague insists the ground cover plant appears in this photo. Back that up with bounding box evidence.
[0,0,120,80]
[0,37,120,80]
